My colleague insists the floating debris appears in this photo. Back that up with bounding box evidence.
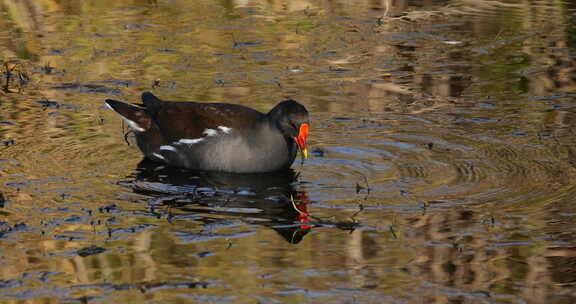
[77,246,107,257]
[51,83,122,95]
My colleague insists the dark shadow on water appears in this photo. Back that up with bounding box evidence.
[129,159,311,244]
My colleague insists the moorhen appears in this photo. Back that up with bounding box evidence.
[105,92,309,173]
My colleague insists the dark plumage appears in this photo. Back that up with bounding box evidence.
[105,92,310,173]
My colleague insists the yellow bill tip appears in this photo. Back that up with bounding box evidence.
[301,148,308,160]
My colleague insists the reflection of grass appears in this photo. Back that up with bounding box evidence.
[476,45,533,96]
[1,59,30,93]
[295,19,315,33]
[15,40,35,60]
[567,16,576,48]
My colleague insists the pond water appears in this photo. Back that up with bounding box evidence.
[1,0,576,303]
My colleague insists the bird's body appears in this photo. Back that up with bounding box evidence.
[105,92,309,173]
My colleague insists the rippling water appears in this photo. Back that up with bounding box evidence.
[1,0,576,303]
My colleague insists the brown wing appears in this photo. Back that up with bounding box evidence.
[150,101,265,141]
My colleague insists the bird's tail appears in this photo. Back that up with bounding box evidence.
[105,99,152,132]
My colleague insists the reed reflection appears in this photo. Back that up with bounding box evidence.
[130,159,311,243]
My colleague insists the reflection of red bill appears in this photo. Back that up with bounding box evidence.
[298,216,311,230]
[297,202,310,229]
[292,191,311,229]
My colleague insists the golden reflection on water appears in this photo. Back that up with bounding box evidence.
[1,0,576,303]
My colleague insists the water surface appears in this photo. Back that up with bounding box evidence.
[1,0,576,303]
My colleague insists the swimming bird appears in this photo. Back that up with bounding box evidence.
[105,92,309,173]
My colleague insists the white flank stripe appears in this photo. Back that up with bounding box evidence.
[203,128,218,136]
[152,153,166,160]
[179,138,204,145]
[160,145,177,152]
[218,126,232,133]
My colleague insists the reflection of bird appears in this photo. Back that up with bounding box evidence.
[131,159,312,244]
[105,92,309,173]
